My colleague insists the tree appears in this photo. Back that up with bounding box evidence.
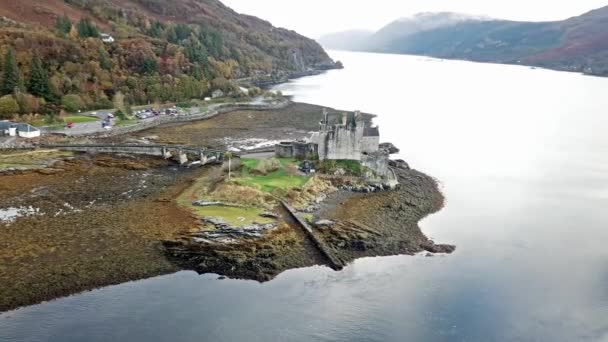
[77,18,99,38]
[28,55,50,100]
[1,49,20,96]
[61,94,85,112]
[15,91,41,114]
[0,95,19,119]
[113,91,126,114]
[140,56,158,74]
[98,48,111,70]
[55,14,72,36]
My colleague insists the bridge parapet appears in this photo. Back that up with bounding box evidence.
[41,144,230,165]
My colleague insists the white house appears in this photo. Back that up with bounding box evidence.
[0,121,41,138]
[100,33,114,43]
[211,89,225,99]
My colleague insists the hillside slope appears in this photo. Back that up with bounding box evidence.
[0,0,337,120]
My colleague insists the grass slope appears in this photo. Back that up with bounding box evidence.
[238,158,309,193]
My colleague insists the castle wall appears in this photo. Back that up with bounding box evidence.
[361,152,390,178]
[275,143,294,158]
[361,136,380,153]
[293,142,318,160]
[310,125,365,161]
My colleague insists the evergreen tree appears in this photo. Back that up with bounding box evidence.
[27,55,50,99]
[140,57,158,74]
[55,13,72,35]
[192,65,204,81]
[1,49,20,96]
[77,18,99,38]
[98,48,111,70]
[147,21,164,38]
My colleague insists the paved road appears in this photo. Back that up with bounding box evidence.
[42,98,267,137]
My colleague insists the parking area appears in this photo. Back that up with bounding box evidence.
[133,106,182,120]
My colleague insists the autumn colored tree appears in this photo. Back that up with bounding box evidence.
[0,95,19,119]
[61,94,85,112]
[1,49,20,96]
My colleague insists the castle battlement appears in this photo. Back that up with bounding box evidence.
[275,108,389,178]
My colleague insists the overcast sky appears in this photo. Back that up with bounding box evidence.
[222,0,608,38]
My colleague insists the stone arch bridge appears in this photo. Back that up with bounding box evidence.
[43,144,232,165]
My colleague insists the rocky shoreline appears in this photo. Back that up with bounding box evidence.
[0,100,453,312]
[163,160,454,282]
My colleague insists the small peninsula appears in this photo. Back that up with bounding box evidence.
[0,100,454,312]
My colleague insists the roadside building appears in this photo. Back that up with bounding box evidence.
[100,33,114,43]
[0,121,41,138]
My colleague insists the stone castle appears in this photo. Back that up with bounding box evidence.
[275,109,390,177]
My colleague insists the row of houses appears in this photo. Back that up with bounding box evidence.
[0,121,41,138]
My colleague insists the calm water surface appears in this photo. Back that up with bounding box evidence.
[2,51,608,342]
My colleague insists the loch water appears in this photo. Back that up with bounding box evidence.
[2,51,608,342]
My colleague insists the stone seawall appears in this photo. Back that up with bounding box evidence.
[280,200,345,270]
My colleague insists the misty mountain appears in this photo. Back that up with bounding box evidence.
[318,12,486,51]
[318,30,373,51]
[367,12,489,51]
[320,6,608,76]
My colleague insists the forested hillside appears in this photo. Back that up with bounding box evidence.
[0,0,336,121]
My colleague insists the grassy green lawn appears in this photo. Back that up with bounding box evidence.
[32,115,99,127]
[237,158,309,193]
[63,115,99,123]
[175,172,273,227]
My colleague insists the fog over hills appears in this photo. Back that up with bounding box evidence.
[318,6,608,76]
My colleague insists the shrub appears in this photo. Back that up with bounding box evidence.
[15,92,41,114]
[61,94,85,112]
[114,110,127,120]
[248,87,262,97]
[176,101,193,108]
[0,95,19,119]
[317,160,365,176]
[253,158,281,175]
[93,98,113,110]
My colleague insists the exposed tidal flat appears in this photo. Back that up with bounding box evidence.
[0,100,451,312]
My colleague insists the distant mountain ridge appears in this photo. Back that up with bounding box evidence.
[318,12,487,52]
[318,7,608,76]
[366,12,490,51]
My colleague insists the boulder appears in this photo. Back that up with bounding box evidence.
[389,159,410,170]
[421,241,456,254]
[260,212,279,219]
[314,219,336,229]
[379,142,400,154]
[193,201,222,207]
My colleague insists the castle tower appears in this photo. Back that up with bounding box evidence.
[321,108,329,131]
